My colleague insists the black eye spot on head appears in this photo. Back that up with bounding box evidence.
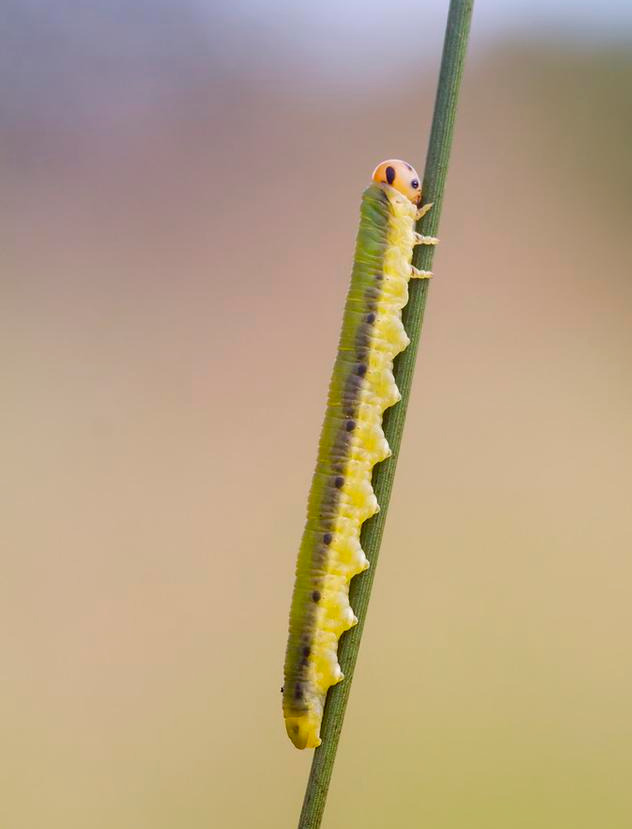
[385,165,396,185]
[411,179,419,190]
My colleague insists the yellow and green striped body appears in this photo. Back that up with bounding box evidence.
[283,182,418,749]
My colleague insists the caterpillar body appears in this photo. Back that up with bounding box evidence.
[283,160,437,749]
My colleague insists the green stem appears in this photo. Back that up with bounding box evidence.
[297,2,474,826]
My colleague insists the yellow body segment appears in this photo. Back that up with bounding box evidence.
[283,168,429,749]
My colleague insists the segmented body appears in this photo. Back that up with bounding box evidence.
[283,180,423,749]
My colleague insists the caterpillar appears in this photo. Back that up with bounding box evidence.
[282,159,437,749]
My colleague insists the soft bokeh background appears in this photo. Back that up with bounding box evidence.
[2,1,632,827]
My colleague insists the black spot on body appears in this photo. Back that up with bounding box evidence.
[345,420,355,432]
[334,476,344,489]
[294,684,303,700]
[385,165,396,185]
[302,646,311,658]
[357,364,367,376]
[323,533,332,545]
[312,591,321,602]
[367,312,375,323]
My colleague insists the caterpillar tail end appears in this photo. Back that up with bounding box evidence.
[285,713,322,750]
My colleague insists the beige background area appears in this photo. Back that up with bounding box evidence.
[2,3,632,826]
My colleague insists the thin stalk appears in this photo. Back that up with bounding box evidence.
[297,2,474,827]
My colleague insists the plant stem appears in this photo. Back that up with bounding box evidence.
[297,2,474,826]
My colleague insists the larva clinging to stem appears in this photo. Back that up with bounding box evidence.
[282,159,438,749]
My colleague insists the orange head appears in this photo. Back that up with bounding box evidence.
[372,159,422,204]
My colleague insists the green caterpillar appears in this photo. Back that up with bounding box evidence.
[283,159,437,749]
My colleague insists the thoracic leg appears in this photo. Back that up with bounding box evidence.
[414,232,439,246]
[413,202,436,278]
[416,202,433,221]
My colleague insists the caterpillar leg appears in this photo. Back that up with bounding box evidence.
[411,266,433,279]
[414,232,439,246]
[416,202,433,221]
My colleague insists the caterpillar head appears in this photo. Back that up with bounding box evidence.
[372,159,422,204]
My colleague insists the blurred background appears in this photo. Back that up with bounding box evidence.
[2,1,632,826]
